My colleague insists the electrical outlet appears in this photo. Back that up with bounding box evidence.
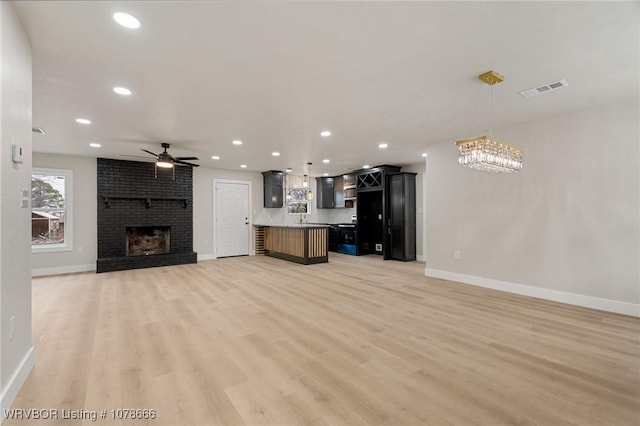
[9,316,15,341]
[375,243,382,251]
[454,250,461,260]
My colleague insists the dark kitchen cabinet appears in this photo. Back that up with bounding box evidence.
[356,165,401,192]
[316,177,335,209]
[334,176,345,208]
[386,173,416,261]
[343,174,356,200]
[262,170,283,208]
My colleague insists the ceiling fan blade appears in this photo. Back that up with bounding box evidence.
[141,149,159,157]
[121,154,154,159]
[175,156,199,161]
[174,159,200,167]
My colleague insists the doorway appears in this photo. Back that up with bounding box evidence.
[214,180,251,258]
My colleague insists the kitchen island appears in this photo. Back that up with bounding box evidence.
[254,224,329,264]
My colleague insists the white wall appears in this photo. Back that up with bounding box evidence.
[31,154,96,276]
[424,101,639,315]
[193,167,264,258]
[0,1,35,418]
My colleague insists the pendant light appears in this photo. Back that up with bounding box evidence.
[455,70,523,173]
[306,162,313,201]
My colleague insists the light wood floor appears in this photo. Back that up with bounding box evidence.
[7,254,640,425]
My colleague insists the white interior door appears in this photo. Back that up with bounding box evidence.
[215,182,250,257]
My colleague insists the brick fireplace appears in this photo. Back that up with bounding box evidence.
[96,158,197,273]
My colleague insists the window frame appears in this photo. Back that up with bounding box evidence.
[31,167,74,253]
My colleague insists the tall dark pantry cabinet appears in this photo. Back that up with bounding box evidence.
[386,172,417,261]
[356,166,416,261]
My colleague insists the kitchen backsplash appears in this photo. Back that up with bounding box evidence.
[254,205,356,225]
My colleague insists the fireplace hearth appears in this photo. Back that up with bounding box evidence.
[126,226,170,256]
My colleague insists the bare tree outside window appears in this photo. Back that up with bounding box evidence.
[31,174,66,245]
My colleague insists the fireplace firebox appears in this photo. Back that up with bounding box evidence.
[126,226,170,256]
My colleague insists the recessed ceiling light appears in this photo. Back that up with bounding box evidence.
[285,168,292,173]
[378,143,388,149]
[75,118,91,125]
[422,153,427,158]
[272,152,280,157]
[113,12,140,29]
[323,173,329,176]
[211,155,220,160]
[240,164,247,168]
[113,87,132,96]
[89,143,101,148]
[320,130,331,137]
[233,140,243,146]
[363,164,371,169]
[322,159,330,164]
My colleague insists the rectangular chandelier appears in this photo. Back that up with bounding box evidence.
[456,136,523,173]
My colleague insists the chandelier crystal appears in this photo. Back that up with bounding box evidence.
[456,70,523,173]
[456,136,523,173]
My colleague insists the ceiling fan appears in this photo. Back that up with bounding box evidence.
[142,143,200,168]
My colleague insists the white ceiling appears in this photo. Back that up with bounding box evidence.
[13,1,639,176]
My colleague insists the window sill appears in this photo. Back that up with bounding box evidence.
[32,244,72,254]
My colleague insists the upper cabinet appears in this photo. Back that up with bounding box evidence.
[356,165,401,192]
[262,170,283,208]
[316,177,335,209]
[317,176,353,209]
[343,174,356,202]
[334,176,345,209]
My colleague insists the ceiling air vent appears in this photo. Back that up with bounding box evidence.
[519,79,568,98]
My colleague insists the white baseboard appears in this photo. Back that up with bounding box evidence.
[425,268,640,317]
[199,252,256,261]
[32,263,95,277]
[417,255,425,262]
[1,346,35,422]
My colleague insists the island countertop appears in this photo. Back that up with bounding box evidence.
[253,223,330,228]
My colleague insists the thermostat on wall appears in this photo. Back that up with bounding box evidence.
[12,145,24,163]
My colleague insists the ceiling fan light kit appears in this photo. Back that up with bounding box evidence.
[156,161,174,169]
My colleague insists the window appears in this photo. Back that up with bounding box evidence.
[31,168,73,252]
